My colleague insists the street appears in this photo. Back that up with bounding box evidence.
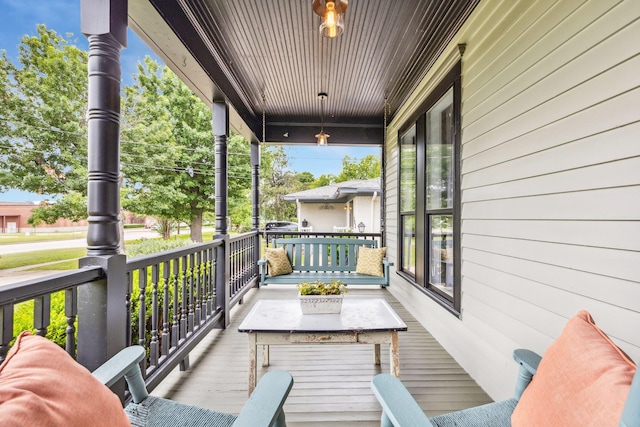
[0,228,161,286]
[0,228,160,255]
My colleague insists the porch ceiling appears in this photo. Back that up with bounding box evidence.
[128,0,479,145]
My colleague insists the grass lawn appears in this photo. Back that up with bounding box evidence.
[0,229,242,271]
[0,248,87,270]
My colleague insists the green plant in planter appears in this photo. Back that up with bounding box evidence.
[297,279,347,296]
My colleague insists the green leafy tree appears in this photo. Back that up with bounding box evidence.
[121,57,215,242]
[0,25,88,216]
[310,154,381,188]
[311,173,335,188]
[335,154,380,182]
[227,133,252,231]
[27,191,87,226]
[260,146,298,222]
[296,171,315,186]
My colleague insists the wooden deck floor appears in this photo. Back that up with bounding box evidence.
[152,286,492,426]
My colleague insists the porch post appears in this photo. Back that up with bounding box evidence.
[78,0,128,372]
[213,101,230,328]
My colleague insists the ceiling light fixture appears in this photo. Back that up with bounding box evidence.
[315,92,329,146]
[312,0,348,38]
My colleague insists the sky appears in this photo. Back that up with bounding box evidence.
[0,0,379,203]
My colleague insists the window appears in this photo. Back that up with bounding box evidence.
[397,62,461,314]
[399,125,416,276]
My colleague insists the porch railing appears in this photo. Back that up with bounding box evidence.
[263,230,382,245]
[0,230,260,393]
[0,266,105,360]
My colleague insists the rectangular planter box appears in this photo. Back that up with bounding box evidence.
[298,293,344,314]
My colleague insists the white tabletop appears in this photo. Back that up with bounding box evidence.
[238,298,407,333]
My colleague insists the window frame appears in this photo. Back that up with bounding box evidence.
[396,61,462,316]
[398,124,417,278]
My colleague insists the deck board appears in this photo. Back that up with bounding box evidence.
[152,286,493,425]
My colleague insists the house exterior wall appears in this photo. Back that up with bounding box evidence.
[297,196,381,232]
[298,203,346,232]
[352,195,381,233]
[0,202,146,233]
[385,0,640,400]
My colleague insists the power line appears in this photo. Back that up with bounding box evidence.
[0,143,252,179]
[0,118,252,157]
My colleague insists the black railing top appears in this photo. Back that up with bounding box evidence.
[0,266,105,306]
[263,231,381,238]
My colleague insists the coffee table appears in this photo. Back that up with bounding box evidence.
[238,298,407,394]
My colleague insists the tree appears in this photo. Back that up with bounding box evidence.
[310,173,335,188]
[28,192,87,227]
[121,57,216,242]
[227,133,252,231]
[121,58,252,241]
[0,28,253,242]
[260,146,298,222]
[296,171,315,186]
[0,25,89,219]
[335,154,380,182]
[310,154,381,188]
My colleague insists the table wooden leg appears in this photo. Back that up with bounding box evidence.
[390,331,400,377]
[248,333,257,395]
[374,343,381,365]
[262,344,270,367]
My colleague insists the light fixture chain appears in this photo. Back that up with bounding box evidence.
[383,97,388,143]
[261,93,266,144]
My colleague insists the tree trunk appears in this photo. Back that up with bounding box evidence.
[190,208,203,242]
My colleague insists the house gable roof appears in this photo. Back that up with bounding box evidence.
[284,178,380,203]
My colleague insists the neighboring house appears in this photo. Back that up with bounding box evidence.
[0,201,90,233]
[0,201,146,233]
[283,178,381,233]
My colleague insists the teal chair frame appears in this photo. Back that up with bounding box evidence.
[92,346,294,427]
[371,349,640,427]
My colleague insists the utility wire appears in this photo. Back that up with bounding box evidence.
[0,143,252,179]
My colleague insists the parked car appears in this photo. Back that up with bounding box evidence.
[263,221,298,243]
[264,221,298,232]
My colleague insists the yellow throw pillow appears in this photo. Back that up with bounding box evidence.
[356,246,386,277]
[265,247,293,276]
[511,310,636,427]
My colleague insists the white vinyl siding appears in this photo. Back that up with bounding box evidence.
[385,0,640,400]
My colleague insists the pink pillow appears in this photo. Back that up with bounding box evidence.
[0,331,130,427]
[512,310,636,427]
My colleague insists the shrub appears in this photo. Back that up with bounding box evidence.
[126,238,194,258]
[297,279,347,295]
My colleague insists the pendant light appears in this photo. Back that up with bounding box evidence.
[316,92,329,146]
[312,0,348,39]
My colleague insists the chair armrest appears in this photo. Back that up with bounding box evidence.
[620,368,640,427]
[233,370,294,427]
[92,345,149,404]
[381,259,393,288]
[512,349,541,400]
[258,258,268,284]
[371,374,434,427]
